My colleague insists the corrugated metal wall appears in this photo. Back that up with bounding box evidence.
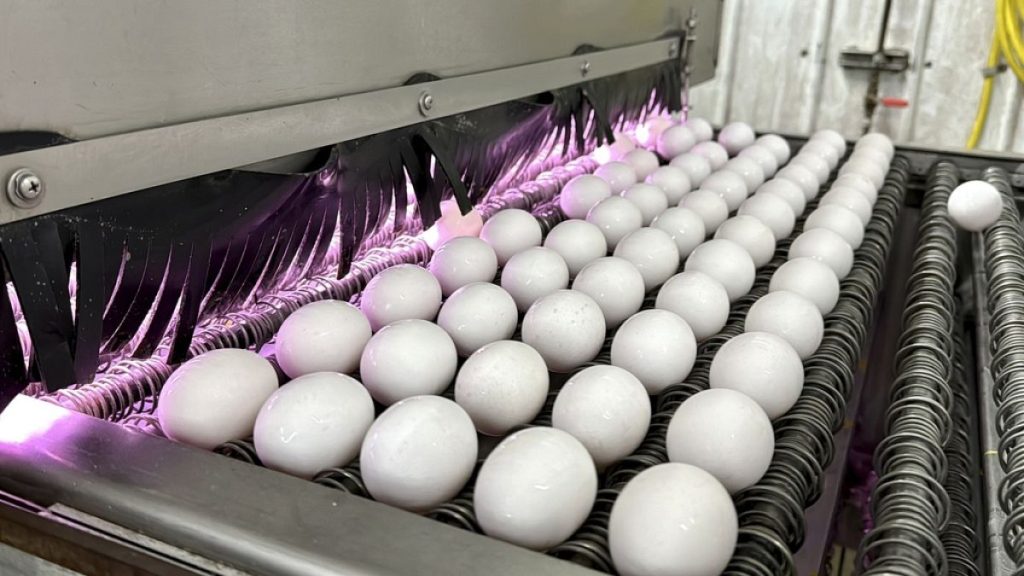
[689,0,1024,153]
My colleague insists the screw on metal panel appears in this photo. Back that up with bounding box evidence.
[6,168,44,208]
[669,43,678,58]
[580,61,590,77]
[418,92,434,116]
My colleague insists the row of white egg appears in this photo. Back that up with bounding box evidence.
[155,118,892,576]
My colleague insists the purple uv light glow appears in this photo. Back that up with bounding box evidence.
[0,395,72,445]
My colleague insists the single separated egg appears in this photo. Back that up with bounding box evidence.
[254,372,374,478]
[361,396,478,512]
[609,463,737,576]
[560,174,613,220]
[655,271,731,341]
[522,290,606,372]
[948,180,1003,232]
[359,319,458,405]
[770,257,841,315]
[684,239,756,302]
[500,247,570,312]
[543,219,608,276]
[475,427,597,551]
[480,208,543,265]
[709,331,804,419]
[158,349,279,450]
[437,282,518,356]
[275,300,371,379]
[428,236,498,296]
[586,195,645,250]
[360,264,442,331]
[552,365,651,470]
[572,257,646,329]
[666,388,774,493]
[455,340,549,436]
[613,227,681,292]
[745,290,824,360]
[611,309,697,394]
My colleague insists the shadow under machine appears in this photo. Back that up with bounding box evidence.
[0,1,1021,575]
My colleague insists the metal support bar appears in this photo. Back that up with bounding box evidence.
[839,48,910,72]
[0,37,678,226]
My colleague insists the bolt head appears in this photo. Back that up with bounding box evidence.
[422,94,433,109]
[18,175,41,199]
[580,61,591,77]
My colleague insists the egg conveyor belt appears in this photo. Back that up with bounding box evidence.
[0,123,1015,576]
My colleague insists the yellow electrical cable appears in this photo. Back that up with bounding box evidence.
[967,0,1024,149]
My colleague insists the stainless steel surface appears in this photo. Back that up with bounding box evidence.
[971,232,1016,574]
[0,37,678,225]
[0,395,600,576]
[0,0,719,140]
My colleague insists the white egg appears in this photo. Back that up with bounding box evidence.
[948,180,1003,232]
[737,192,796,241]
[275,300,371,378]
[833,172,879,205]
[586,195,644,250]
[801,139,840,170]
[158,349,278,450]
[423,199,485,250]
[738,144,779,177]
[609,463,737,576]
[613,227,681,292]
[691,141,729,170]
[821,187,873,225]
[651,206,706,259]
[656,271,730,341]
[669,153,712,187]
[789,228,854,279]
[755,134,791,165]
[645,166,692,204]
[775,164,820,201]
[594,132,637,164]
[745,290,824,359]
[770,257,840,315]
[856,132,895,160]
[643,117,675,147]
[360,264,442,331]
[479,208,543,266]
[789,152,830,184]
[756,178,806,216]
[253,372,374,478]
[812,129,848,157]
[543,219,608,276]
[714,215,777,268]
[361,396,477,512]
[552,365,651,470]
[710,331,804,419]
[455,340,549,435]
[522,290,606,372]
[437,282,518,356]
[500,247,570,312]
[656,125,697,159]
[805,204,864,249]
[611,309,697,394]
[572,257,646,329]
[700,170,748,212]
[684,117,715,142]
[359,319,457,405]
[850,146,890,171]
[475,427,597,550]
[717,121,756,156]
[428,236,498,297]
[621,183,669,226]
[666,388,774,493]
[684,239,756,302]
[559,174,613,220]
[679,189,729,234]
[623,148,660,180]
[723,156,766,191]
[839,157,886,189]
[595,161,639,194]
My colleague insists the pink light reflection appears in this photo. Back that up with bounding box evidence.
[0,395,70,445]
